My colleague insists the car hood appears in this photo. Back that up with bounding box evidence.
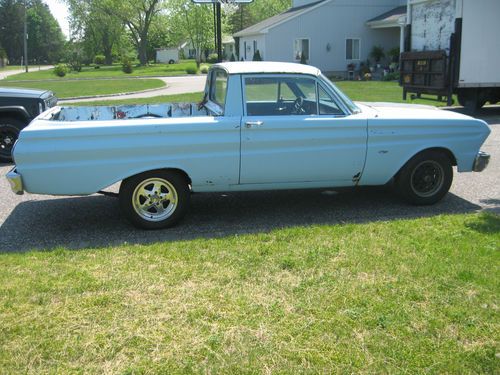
[356,102,476,121]
[0,86,50,98]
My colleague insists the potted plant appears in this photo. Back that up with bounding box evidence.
[370,46,385,68]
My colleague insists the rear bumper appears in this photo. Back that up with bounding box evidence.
[6,168,24,195]
[473,151,490,172]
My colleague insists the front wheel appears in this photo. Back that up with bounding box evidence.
[0,118,25,162]
[395,151,453,205]
[119,170,190,229]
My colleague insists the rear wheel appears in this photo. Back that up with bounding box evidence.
[395,151,453,205]
[119,170,190,229]
[0,117,25,163]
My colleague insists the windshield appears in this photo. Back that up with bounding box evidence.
[319,74,361,114]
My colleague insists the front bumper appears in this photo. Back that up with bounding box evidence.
[6,168,24,195]
[473,151,490,172]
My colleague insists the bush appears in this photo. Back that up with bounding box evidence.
[185,64,198,74]
[230,53,236,62]
[200,64,209,74]
[121,58,133,74]
[382,72,400,81]
[207,53,218,64]
[69,60,82,72]
[53,63,70,77]
[370,45,385,63]
[94,54,105,65]
[252,50,262,61]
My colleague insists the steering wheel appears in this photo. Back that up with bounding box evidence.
[292,96,305,115]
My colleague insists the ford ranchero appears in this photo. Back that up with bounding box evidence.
[6,62,491,229]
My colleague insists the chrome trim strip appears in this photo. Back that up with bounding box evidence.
[6,168,24,195]
[473,151,490,172]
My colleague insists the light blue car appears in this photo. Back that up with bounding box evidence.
[7,62,491,229]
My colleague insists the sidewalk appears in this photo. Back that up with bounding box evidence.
[0,66,53,80]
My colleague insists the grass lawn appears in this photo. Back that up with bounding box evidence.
[334,81,457,107]
[67,81,454,108]
[0,79,165,99]
[4,61,205,81]
[0,213,498,373]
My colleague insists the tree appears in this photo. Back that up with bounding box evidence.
[0,0,65,64]
[98,0,164,65]
[65,0,124,65]
[167,0,215,65]
[227,0,291,34]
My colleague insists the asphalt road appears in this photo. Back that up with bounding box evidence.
[1,107,498,253]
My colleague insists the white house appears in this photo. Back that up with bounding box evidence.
[234,0,407,75]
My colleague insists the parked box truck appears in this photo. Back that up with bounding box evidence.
[401,0,500,110]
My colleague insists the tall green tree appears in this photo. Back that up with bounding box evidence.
[167,0,216,64]
[0,0,65,64]
[66,0,124,65]
[227,0,291,34]
[98,0,164,65]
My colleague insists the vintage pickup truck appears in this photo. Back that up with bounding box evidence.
[6,62,491,229]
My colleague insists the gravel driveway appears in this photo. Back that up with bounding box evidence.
[1,107,498,253]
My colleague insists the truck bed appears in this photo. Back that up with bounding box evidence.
[52,103,207,122]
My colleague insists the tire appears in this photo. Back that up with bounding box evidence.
[0,117,25,163]
[168,59,175,64]
[119,170,190,229]
[395,151,453,205]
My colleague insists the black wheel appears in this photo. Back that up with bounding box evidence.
[0,117,25,163]
[395,151,453,205]
[168,59,175,64]
[119,170,190,229]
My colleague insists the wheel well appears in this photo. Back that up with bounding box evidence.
[0,112,29,125]
[394,147,457,179]
[122,168,192,186]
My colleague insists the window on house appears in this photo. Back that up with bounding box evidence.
[294,39,309,61]
[253,40,257,54]
[346,38,360,60]
[244,41,247,60]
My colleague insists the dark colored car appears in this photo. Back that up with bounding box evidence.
[0,87,58,162]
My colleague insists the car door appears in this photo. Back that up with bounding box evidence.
[240,74,368,185]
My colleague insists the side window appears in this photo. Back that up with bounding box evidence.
[245,76,318,116]
[318,85,343,115]
[210,70,228,109]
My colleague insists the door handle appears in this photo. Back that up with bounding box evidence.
[245,121,264,128]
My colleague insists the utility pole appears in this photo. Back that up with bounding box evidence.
[23,0,28,72]
[216,2,222,62]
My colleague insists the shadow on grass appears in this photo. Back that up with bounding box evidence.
[0,186,483,253]
[466,212,500,234]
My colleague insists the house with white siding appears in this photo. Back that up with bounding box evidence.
[234,0,408,75]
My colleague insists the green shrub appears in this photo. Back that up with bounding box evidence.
[230,53,236,62]
[199,64,209,74]
[252,50,262,61]
[121,58,133,74]
[94,54,105,65]
[207,53,218,64]
[382,72,400,81]
[69,60,82,72]
[185,64,198,74]
[53,63,70,77]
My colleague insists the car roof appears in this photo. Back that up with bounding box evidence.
[0,87,48,98]
[213,61,322,76]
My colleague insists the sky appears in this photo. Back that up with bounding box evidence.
[44,0,70,38]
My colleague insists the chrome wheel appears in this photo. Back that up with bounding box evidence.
[410,160,444,198]
[132,178,178,222]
